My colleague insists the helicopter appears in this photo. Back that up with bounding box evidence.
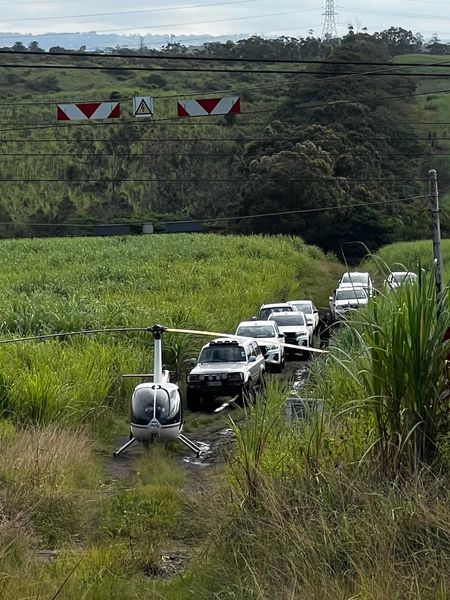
[0,324,327,458]
[113,324,202,458]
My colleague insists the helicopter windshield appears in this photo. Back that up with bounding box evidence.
[132,387,179,424]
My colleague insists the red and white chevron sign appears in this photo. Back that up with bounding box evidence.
[177,96,240,118]
[57,102,121,121]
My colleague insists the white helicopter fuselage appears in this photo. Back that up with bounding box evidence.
[130,381,182,442]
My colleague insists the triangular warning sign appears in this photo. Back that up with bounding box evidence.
[133,96,154,118]
[136,99,152,115]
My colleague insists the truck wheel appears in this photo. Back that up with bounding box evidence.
[273,361,283,373]
[238,382,254,406]
[186,388,202,412]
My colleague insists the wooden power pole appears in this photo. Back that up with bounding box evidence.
[429,169,443,298]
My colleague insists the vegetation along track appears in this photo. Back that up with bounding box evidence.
[103,351,313,581]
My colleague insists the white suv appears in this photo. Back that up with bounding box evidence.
[256,302,297,321]
[384,271,417,291]
[329,287,368,320]
[235,320,285,372]
[338,272,373,298]
[268,311,311,357]
[287,299,319,333]
[186,338,265,411]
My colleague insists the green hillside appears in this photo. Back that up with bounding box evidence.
[393,53,450,221]
[0,32,443,259]
[374,238,450,280]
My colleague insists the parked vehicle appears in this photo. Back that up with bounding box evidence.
[384,271,418,291]
[329,287,368,320]
[256,302,297,321]
[268,311,311,357]
[235,320,285,372]
[288,299,319,332]
[186,338,265,411]
[338,272,374,298]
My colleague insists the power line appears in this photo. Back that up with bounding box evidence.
[0,177,440,183]
[0,195,428,229]
[1,83,450,134]
[2,49,450,69]
[0,0,266,23]
[340,4,450,21]
[0,136,445,143]
[0,54,446,108]
[0,60,449,77]
[0,150,448,158]
[166,195,429,223]
[0,7,322,39]
[0,152,239,157]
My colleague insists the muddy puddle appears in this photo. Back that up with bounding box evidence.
[182,427,235,467]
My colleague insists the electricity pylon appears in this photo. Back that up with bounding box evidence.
[322,0,338,40]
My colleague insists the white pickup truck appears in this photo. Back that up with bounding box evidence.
[329,287,368,320]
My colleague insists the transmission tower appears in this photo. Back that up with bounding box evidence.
[322,0,338,40]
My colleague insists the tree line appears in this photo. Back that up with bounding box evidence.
[0,29,443,259]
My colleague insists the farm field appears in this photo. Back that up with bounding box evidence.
[0,235,448,599]
[374,238,450,282]
[0,232,342,598]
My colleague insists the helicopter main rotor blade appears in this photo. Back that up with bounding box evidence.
[165,327,327,354]
[0,325,328,354]
[0,326,148,345]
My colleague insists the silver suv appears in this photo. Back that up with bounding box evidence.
[186,338,266,411]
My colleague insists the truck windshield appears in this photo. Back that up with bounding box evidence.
[290,302,312,314]
[259,306,292,320]
[341,273,369,285]
[336,289,367,300]
[270,314,306,327]
[199,345,246,363]
[391,272,417,283]
[236,326,276,338]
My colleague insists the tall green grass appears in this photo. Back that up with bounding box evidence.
[309,270,450,474]
[179,363,450,599]
[0,234,335,425]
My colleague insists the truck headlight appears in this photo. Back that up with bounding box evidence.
[265,344,277,351]
[228,373,244,382]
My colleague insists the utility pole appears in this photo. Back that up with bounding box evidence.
[429,169,443,298]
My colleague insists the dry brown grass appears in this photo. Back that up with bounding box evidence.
[0,425,95,494]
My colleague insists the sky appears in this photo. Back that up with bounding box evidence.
[0,0,449,45]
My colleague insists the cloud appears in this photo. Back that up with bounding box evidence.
[0,0,447,41]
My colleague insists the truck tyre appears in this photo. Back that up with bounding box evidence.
[237,382,254,406]
[186,388,202,412]
[273,361,283,373]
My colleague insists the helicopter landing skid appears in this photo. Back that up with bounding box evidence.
[113,436,136,457]
[113,434,202,458]
[178,433,203,457]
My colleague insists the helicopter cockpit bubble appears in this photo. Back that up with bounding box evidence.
[131,383,181,427]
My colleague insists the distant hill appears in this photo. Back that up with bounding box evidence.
[0,31,248,51]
